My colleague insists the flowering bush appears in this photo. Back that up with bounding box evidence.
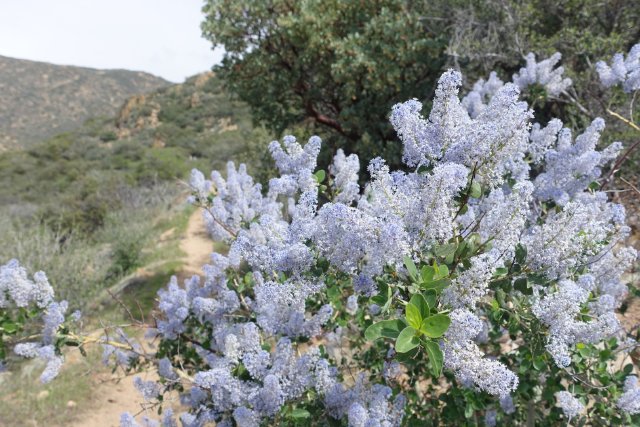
[2,48,640,426]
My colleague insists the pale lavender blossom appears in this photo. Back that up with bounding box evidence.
[345,295,359,315]
[134,377,160,401]
[120,413,141,427]
[37,345,64,384]
[500,395,516,414]
[617,376,640,414]
[512,52,572,95]
[443,310,518,397]
[596,44,640,92]
[330,149,360,204]
[0,260,54,308]
[461,71,505,118]
[314,202,410,277]
[188,168,211,201]
[484,409,497,426]
[534,118,621,204]
[555,391,584,418]
[158,357,178,381]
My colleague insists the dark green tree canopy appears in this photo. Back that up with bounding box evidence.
[202,0,449,169]
[202,0,640,172]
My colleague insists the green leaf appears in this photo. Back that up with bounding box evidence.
[409,294,430,318]
[395,327,420,353]
[421,265,435,283]
[464,404,474,419]
[289,408,311,419]
[493,267,508,277]
[365,319,406,341]
[435,264,449,279]
[403,256,419,281]
[423,290,437,310]
[444,252,455,265]
[514,277,531,295]
[370,281,389,306]
[420,314,451,338]
[578,346,592,357]
[470,181,482,198]
[405,303,422,329]
[515,244,527,265]
[434,243,457,258]
[1,321,19,334]
[533,356,546,371]
[326,285,341,301]
[380,283,394,314]
[421,278,450,293]
[395,346,420,363]
[314,170,326,183]
[423,340,444,377]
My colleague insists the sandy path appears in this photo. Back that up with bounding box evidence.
[68,370,160,427]
[67,209,211,427]
[179,209,214,277]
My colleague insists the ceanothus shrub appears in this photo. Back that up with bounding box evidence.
[2,50,639,426]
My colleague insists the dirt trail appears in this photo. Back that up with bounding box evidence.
[67,210,211,427]
[179,209,214,277]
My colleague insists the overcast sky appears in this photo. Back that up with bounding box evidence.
[0,0,223,82]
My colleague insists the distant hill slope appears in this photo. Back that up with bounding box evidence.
[0,55,168,149]
[0,71,273,232]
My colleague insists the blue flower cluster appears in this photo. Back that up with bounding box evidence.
[119,56,636,424]
[4,47,637,424]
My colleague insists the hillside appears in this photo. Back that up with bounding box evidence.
[0,68,273,426]
[0,70,272,233]
[0,55,168,149]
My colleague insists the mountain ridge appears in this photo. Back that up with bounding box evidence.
[0,55,169,149]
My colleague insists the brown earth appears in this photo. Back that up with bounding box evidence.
[67,210,211,427]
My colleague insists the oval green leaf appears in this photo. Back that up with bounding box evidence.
[409,294,430,318]
[395,326,420,353]
[420,314,451,338]
[421,278,451,293]
[364,319,406,341]
[423,339,444,377]
[403,256,418,281]
[470,181,482,198]
[405,303,422,329]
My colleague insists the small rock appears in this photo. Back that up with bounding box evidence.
[67,400,77,408]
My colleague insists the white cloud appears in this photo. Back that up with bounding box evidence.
[0,0,223,82]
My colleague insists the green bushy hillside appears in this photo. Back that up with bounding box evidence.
[0,72,272,307]
[0,72,271,233]
[0,55,169,150]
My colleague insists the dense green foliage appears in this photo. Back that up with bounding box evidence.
[0,73,271,307]
[203,0,640,173]
[449,0,640,129]
[0,73,270,235]
[202,0,449,169]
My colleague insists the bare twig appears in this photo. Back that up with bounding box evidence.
[107,288,140,325]
[602,139,640,187]
[599,108,640,187]
[607,109,640,132]
[620,177,640,197]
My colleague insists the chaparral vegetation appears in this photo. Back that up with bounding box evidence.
[1,3,639,427]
